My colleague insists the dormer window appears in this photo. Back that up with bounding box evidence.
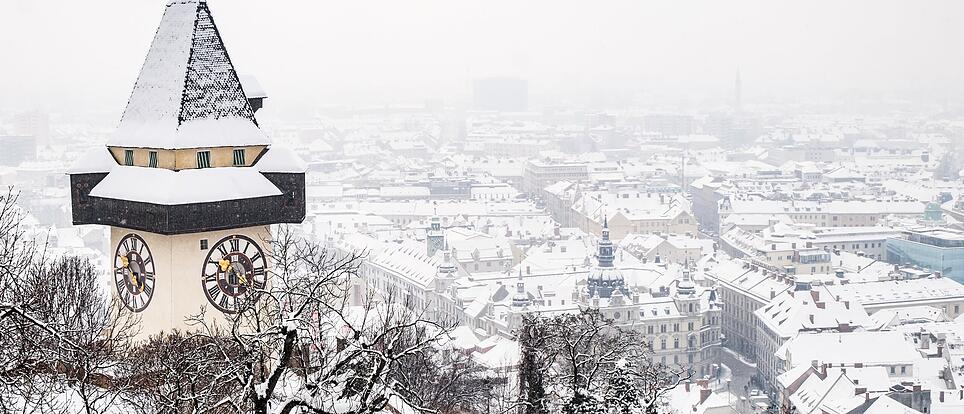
[196,151,212,169]
[233,148,246,166]
[124,150,134,166]
[148,151,158,168]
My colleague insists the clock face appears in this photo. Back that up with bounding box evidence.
[114,234,156,312]
[201,235,267,314]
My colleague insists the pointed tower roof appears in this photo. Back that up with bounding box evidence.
[108,0,268,150]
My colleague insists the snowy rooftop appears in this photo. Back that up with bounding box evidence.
[754,289,873,338]
[89,165,282,205]
[821,277,964,309]
[107,0,269,150]
[778,331,921,367]
[67,147,116,174]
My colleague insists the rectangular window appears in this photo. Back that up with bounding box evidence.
[197,151,212,168]
[200,239,208,250]
[148,151,158,168]
[124,149,134,166]
[233,148,246,166]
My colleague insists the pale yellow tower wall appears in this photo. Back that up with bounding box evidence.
[110,224,271,338]
[108,145,267,170]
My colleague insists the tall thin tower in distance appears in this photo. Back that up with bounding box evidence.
[734,68,743,113]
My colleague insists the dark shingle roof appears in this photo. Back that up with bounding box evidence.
[109,0,267,149]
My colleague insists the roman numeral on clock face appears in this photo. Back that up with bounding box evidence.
[202,235,267,314]
[207,284,221,299]
[115,234,155,313]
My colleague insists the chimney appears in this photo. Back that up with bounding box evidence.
[844,301,850,310]
[811,290,820,302]
[938,345,944,357]
[940,391,945,402]
[821,364,827,378]
[855,387,867,396]
[816,302,826,309]
[770,289,776,300]
[809,314,815,324]
[685,382,691,392]
[699,388,712,404]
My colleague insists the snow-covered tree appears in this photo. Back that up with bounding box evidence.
[178,225,489,414]
[603,359,642,414]
[0,188,141,414]
[517,308,690,414]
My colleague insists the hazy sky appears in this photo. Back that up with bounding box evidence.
[2,0,962,112]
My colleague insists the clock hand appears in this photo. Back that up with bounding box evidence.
[119,255,141,291]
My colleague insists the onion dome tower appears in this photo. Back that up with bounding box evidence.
[587,217,626,298]
[511,268,531,308]
[435,245,458,293]
[67,0,306,337]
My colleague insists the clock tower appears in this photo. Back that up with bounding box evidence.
[68,0,306,337]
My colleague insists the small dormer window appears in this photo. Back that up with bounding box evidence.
[233,148,246,166]
[148,151,158,168]
[124,149,134,166]
[197,151,212,168]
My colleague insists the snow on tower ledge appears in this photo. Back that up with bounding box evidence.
[107,0,269,150]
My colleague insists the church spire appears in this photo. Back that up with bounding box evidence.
[597,216,614,268]
[426,214,444,257]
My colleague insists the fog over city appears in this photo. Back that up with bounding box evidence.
[2,1,964,413]
[3,0,964,113]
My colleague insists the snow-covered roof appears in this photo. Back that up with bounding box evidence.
[255,146,307,173]
[778,331,920,367]
[238,74,266,98]
[755,290,872,338]
[67,147,116,174]
[107,0,269,150]
[89,166,282,205]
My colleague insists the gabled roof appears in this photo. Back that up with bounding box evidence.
[108,0,268,150]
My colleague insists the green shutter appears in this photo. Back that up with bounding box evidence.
[233,148,245,166]
[197,151,211,168]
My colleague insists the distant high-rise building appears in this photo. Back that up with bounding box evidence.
[472,77,528,112]
[734,68,742,113]
[13,110,50,146]
[643,114,694,137]
[0,135,37,166]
